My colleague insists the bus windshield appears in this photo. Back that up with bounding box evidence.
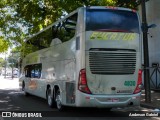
[86,9,140,33]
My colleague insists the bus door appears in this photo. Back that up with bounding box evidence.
[25,65,38,95]
[29,64,42,96]
[24,65,33,94]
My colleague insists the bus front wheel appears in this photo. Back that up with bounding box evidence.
[22,82,29,96]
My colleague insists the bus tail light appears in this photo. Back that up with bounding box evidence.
[78,69,92,94]
[133,69,143,94]
[132,9,137,13]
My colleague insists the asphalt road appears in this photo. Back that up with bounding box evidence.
[0,76,159,120]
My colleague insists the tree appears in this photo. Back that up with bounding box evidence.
[0,57,5,75]
[0,0,140,56]
[7,49,20,68]
[0,57,5,67]
[0,37,9,53]
[1,0,140,36]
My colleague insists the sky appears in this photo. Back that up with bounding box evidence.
[0,48,11,59]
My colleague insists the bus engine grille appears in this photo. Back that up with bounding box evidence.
[89,50,136,75]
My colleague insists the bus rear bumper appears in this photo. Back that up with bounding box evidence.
[76,92,141,108]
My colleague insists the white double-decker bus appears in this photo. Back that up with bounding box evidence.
[19,6,142,111]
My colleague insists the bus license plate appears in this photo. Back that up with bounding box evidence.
[112,98,119,102]
[107,98,119,102]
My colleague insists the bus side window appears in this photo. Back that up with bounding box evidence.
[30,65,35,78]
[34,64,42,78]
[52,23,60,39]
[24,67,28,77]
[24,64,42,78]
[24,65,31,77]
[52,13,78,43]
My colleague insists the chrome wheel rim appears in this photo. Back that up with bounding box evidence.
[56,92,62,109]
[47,90,52,106]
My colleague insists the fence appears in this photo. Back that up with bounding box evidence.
[143,63,160,90]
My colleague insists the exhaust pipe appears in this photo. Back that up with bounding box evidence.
[129,102,133,106]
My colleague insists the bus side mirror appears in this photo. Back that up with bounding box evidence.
[148,24,156,29]
[141,24,156,32]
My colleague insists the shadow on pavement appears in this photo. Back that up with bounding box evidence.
[0,89,21,111]
[140,90,160,109]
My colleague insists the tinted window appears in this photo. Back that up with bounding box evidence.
[24,64,42,78]
[26,13,78,53]
[52,13,78,42]
[26,28,52,49]
[34,64,42,78]
[86,9,139,33]
[24,66,31,77]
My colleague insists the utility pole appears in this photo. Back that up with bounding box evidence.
[4,52,6,79]
[11,52,14,79]
[141,0,151,103]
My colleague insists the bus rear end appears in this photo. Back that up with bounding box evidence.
[76,7,142,108]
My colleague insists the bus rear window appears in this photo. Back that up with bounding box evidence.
[86,9,140,33]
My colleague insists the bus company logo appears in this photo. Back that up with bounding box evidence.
[90,32,136,41]
[2,112,11,117]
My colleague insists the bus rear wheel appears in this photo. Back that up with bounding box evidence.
[55,89,64,111]
[47,87,55,108]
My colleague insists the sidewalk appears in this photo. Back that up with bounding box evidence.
[0,76,19,90]
[140,89,160,109]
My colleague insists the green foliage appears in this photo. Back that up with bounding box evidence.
[0,37,9,53]
[1,0,140,35]
[0,57,5,68]
[7,49,21,68]
[0,0,140,57]
[7,56,18,68]
[0,57,6,74]
[114,0,140,9]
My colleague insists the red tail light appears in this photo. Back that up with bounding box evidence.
[132,9,137,13]
[133,69,142,94]
[78,69,91,94]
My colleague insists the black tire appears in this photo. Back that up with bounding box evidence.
[55,89,65,111]
[47,87,56,108]
[22,82,29,96]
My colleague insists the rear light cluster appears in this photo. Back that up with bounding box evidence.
[132,9,137,13]
[133,69,143,94]
[78,69,92,94]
